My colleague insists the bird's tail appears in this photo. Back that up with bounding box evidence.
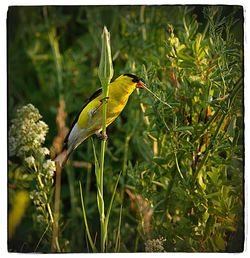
[54,149,70,168]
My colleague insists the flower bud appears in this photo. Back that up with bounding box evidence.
[98,26,114,92]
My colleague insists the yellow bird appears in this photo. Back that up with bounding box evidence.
[55,74,145,167]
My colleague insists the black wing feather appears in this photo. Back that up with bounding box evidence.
[63,88,102,149]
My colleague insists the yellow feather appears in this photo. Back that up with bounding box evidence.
[77,75,137,133]
[55,74,142,167]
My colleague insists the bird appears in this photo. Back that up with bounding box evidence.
[55,73,145,167]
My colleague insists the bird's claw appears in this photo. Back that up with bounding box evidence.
[95,131,108,141]
[100,96,109,103]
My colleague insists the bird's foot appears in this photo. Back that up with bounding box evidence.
[95,131,108,141]
[100,96,109,103]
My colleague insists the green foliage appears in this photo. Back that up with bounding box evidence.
[8,5,243,252]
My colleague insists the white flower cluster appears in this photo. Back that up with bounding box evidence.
[9,103,55,226]
[30,189,46,206]
[145,237,166,252]
[25,155,36,168]
[43,159,56,178]
[9,104,48,158]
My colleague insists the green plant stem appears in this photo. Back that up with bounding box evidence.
[97,25,113,252]
[174,150,184,180]
[115,205,123,252]
[37,173,54,224]
[104,172,121,232]
[99,86,109,252]
[99,91,109,195]
[79,181,97,252]
[134,230,140,252]
[161,152,184,221]
[51,162,62,252]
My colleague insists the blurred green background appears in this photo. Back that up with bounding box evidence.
[8,5,244,252]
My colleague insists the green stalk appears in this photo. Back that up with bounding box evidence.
[98,26,114,252]
[36,173,54,224]
[79,181,97,252]
[99,96,109,196]
[115,205,123,252]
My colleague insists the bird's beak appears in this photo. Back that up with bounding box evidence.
[136,80,145,89]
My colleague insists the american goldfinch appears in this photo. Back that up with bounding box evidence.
[55,74,145,167]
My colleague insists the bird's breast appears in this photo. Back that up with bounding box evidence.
[107,94,129,115]
[77,89,131,131]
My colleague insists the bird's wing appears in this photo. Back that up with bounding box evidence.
[63,88,102,149]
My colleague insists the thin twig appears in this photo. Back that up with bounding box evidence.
[144,85,172,108]
[34,222,51,252]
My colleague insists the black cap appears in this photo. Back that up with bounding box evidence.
[123,73,142,83]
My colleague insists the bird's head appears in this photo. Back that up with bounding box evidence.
[122,73,145,89]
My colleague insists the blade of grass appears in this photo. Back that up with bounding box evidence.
[79,181,97,253]
[104,171,121,231]
[115,205,123,253]
[34,222,51,252]
[102,172,121,251]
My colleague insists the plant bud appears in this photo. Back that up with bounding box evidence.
[98,26,114,92]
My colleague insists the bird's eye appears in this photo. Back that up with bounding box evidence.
[132,78,139,83]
